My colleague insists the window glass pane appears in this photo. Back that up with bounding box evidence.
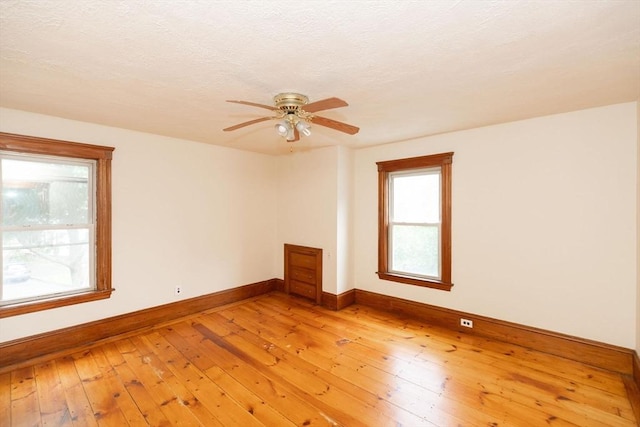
[390,224,439,278]
[2,229,91,302]
[2,158,90,226]
[391,171,440,223]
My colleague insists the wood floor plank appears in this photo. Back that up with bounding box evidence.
[137,333,234,427]
[217,311,442,426]
[158,323,297,426]
[55,355,99,427]
[194,319,377,426]
[194,324,346,426]
[3,292,637,426]
[101,341,174,427]
[70,349,131,426]
[161,321,218,371]
[0,372,11,427]
[116,337,207,426]
[174,316,331,426]
[10,366,40,427]
[89,345,152,427]
[143,328,264,426]
[33,361,73,426]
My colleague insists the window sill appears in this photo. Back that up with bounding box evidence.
[376,272,453,291]
[0,289,114,318]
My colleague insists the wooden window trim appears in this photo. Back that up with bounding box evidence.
[0,132,114,317]
[376,152,453,291]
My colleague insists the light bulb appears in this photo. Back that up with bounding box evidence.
[295,121,311,137]
[275,121,289,137]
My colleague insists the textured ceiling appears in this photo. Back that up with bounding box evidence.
[1,0,639,155]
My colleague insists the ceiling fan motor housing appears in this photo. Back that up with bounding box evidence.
[274,93,309,112]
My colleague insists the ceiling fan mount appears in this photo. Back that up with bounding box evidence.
[223,92,359,143]
[273,92,309,112]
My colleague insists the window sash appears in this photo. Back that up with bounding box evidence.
[1,227,95,305]
[1,152,98,305]
[389,223,441,280]
[389,167,441,223]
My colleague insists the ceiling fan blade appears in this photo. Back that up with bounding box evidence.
[311,115,360,135]
[223,116,272,132]
[303,97,348,113]
[226,100,278,111]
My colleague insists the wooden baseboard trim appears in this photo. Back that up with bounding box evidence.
[272,278,285,292]
[634,351,640,389]
[321,289,356,311]
[354,289,634,375]
[0,279,278,370]
[623,350,640,422]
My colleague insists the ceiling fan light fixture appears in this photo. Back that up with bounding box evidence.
[275,121,290,137]
[286,126,296,141]
[295,120,311,137]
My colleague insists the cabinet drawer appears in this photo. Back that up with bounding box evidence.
[291,266,316,285]
[290,280,317,300]
[289,252,316,269]
[285,244,322,304]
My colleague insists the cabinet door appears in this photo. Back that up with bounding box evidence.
[284,244,322,304]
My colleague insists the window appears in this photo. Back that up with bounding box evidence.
[0,132,114,317]
[377,152,453,291]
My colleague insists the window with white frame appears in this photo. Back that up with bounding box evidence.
[377,152,453,291]
[0,132,114,317]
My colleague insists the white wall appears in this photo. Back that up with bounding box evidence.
[0,108,278,342]
[354,103,638,348]
[274,145,352,296]
[275,146,339,294]
[336,146,354,295]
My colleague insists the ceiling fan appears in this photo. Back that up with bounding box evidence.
[223,92,359,142]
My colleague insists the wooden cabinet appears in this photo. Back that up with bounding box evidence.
[284,244,322,304]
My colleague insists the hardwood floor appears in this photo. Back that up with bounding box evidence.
[1,292,637,426]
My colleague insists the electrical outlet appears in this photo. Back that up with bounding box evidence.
[175,286,182,296]
[460,318,473,328]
